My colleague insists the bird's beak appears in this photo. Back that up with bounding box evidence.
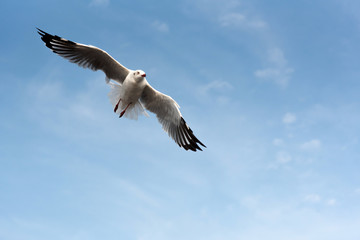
[141,73,146,77]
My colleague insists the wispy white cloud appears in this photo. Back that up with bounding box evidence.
[187,1,292,88]
[28,78,107,122]
[326,198,337,206]
[219,12,267,29]
[28,80,63,101]
[89,0,109,7]
[197,80,233,104]
[255,48,294,87]
[304,194,321,203]
[268,48,288,67]
[152,20,169,33]
[304,194,337,206]
[283,112,297,124]
[186,0,266,31]
[219,12,245,26]
[300,139,322,151]
[185,0,240,16]
[276,151,292,163]
[199,80,233,94]
[254,68,292,87]
[25,77,135,143]
[273,138,284,146]
[240,195,261,209]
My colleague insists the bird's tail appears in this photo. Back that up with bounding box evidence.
[107,81,149,120]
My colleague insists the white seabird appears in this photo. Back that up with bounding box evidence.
[37,28,206,151]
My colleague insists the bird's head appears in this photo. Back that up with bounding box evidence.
[133,70,146,81]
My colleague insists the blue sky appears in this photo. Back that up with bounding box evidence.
[1,0,360,239]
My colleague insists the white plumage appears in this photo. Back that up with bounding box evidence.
[37,28,206,151]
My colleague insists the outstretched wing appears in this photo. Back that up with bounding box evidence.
[37,28,130,84]
[140,85,206,151]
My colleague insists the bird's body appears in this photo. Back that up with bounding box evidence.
[122,73,147,104]
[110,70,149,118]
[37,28,206,151]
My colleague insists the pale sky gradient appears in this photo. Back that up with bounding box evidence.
[1,0,360,239]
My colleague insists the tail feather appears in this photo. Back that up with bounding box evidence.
[107,81,149,120]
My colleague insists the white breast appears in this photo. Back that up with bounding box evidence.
[122,75,147,103]
[107,74,149,120]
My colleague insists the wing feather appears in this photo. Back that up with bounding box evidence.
[37,28,129,84]
[140,85,206,151]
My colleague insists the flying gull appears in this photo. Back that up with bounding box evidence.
[37,28,206,151]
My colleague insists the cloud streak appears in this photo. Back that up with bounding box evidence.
[276,151,292,163]
[300,139,322,151]
[197,80,233,104]
[283,112,297,124]
[304,194,321,203]
[152,20,169,32]
[89,0,109,7]
[255,48,294,87]
[219,12,267,29]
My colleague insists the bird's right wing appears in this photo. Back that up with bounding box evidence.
[37,28,130,84]
[140,85,206,151]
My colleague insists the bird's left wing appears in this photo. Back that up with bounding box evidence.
[37,28,130,84]
[140,85,206,151]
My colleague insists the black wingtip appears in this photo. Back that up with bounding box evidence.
[36,28,77,52]
[180,117,206,152]
[36,28,54,49]
[36,27,46,37]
